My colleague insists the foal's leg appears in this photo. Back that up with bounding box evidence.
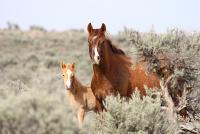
[77,108,85,128]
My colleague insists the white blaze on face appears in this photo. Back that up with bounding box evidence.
[94,46,100,64]
[66,69,72,88]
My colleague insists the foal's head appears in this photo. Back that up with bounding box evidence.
[60,62,75,90]
[87,23,107,65]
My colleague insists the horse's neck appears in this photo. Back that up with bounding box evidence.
[98,46,112,73]
[94,41,131,76]
[93,65,104,77]
[96,54,131,80]
[99,50,118,73]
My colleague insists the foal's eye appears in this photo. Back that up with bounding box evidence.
[62,74,64,77]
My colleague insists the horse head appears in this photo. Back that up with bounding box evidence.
[87,23,107,65]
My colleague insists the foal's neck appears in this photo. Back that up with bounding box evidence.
[70,77,85,94]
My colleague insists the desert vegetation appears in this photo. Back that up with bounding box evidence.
[0,24,199,133]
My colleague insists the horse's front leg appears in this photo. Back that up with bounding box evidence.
[95,99,106,113]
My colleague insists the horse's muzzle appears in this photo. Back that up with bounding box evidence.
[90,59,97,65]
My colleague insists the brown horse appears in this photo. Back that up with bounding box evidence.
[87,23,161,104]
[87,23,133,104]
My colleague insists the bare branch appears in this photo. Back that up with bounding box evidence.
[160,77,177,122]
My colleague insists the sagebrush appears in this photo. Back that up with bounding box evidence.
[0,26,199,133]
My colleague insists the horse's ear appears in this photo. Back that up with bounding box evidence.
[99,23,106,35]
[87,23,93,35]
[72,63,75,69]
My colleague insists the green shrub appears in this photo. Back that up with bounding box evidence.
[0,81,88,134]
[93,90,178,134]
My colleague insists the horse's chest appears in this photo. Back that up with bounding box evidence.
[92,75,111,89]
[91,73,126,99]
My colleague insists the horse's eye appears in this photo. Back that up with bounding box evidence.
[62,74,64,77]
[100,43,104,48]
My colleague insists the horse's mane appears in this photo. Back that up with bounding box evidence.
[106,39,125,55]
[102,38,133,71]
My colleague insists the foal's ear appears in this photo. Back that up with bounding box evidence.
[87,23,93,35]
[60,62,66,69]
[99,23,106,35]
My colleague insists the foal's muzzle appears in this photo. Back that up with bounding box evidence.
[65,85,71,91]
[65,81,72,90]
